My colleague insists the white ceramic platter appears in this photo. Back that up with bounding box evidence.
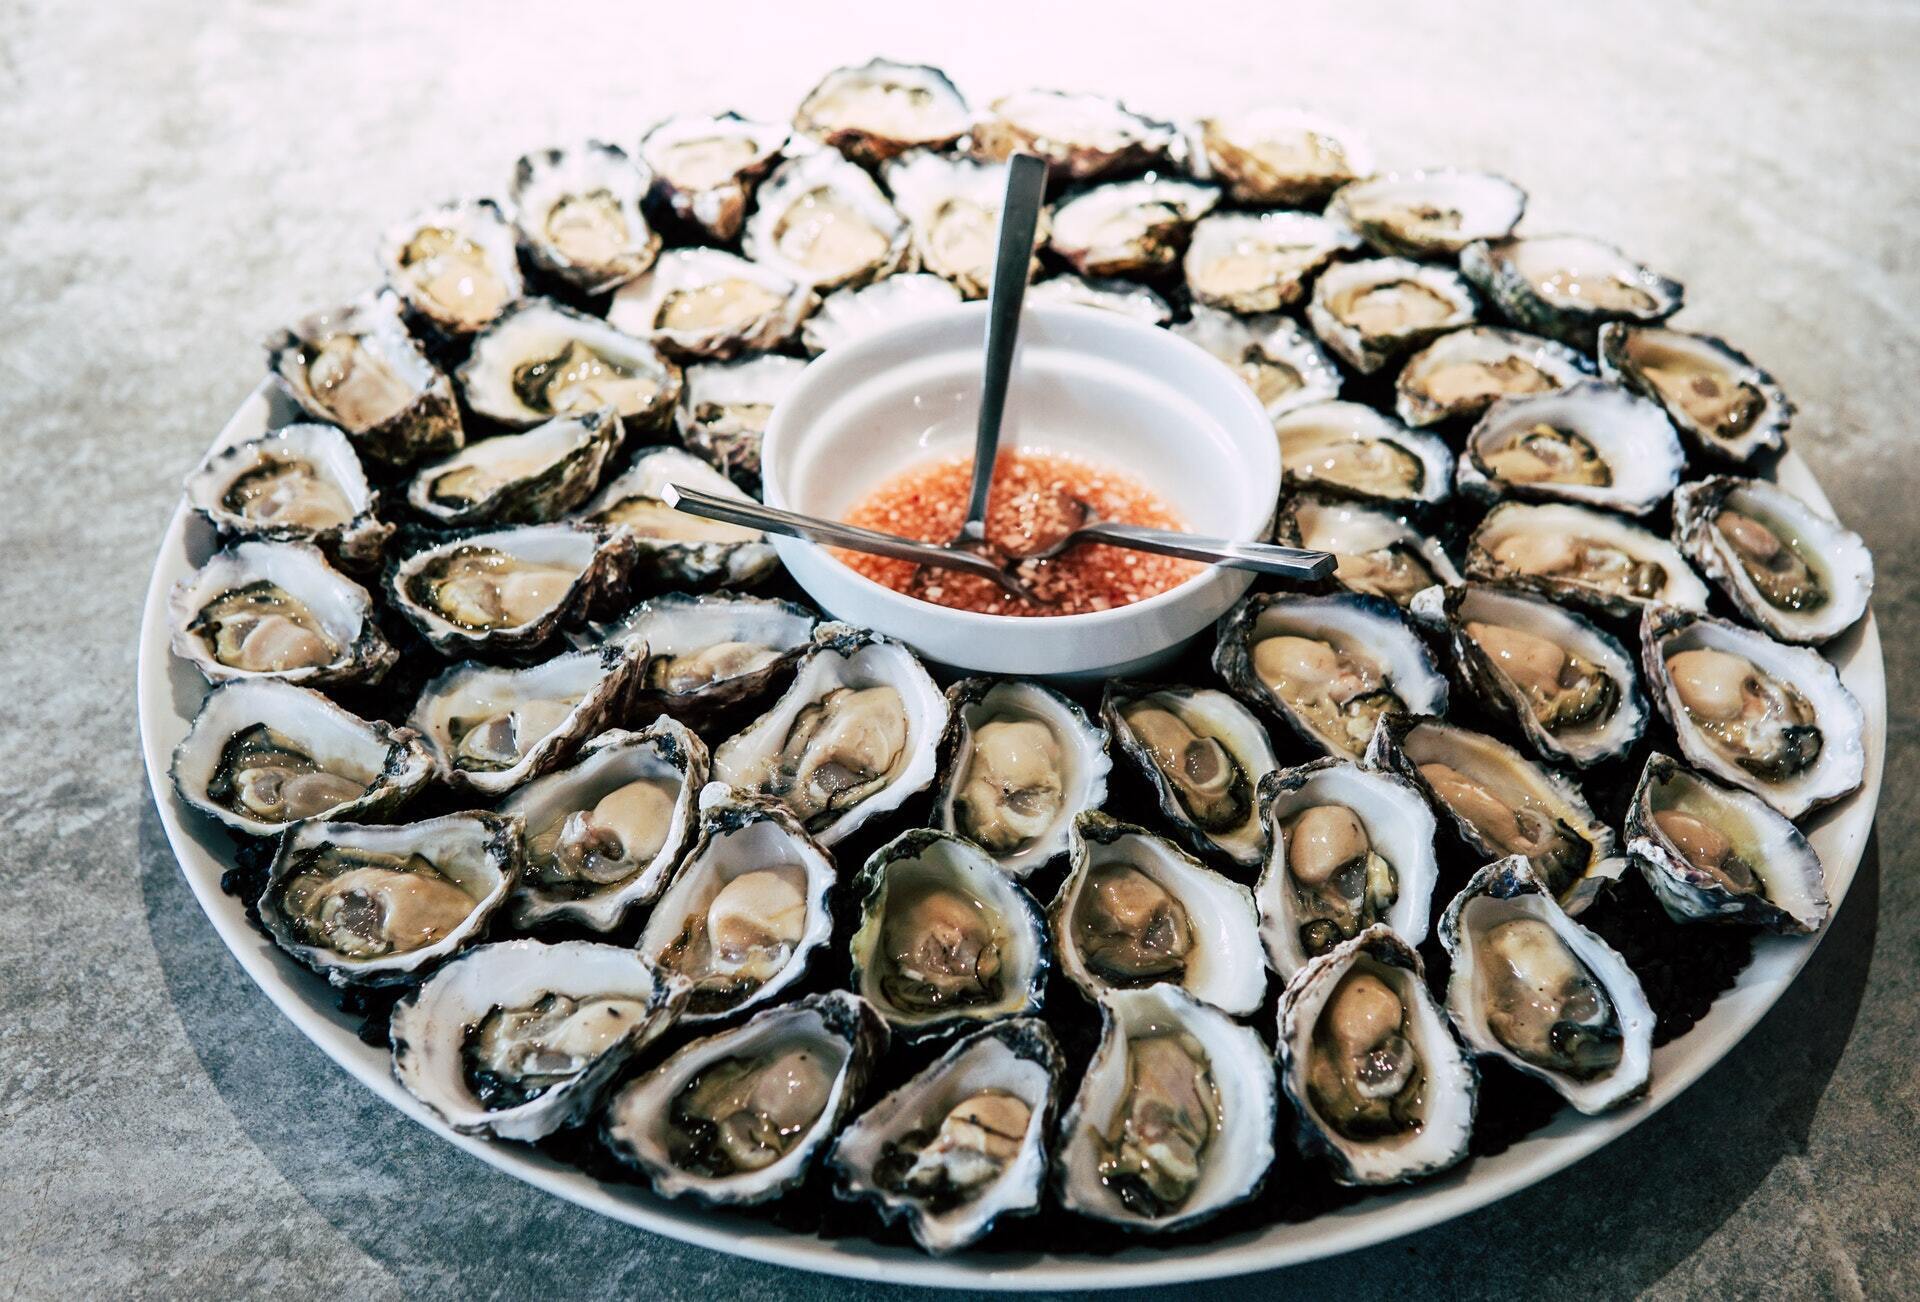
[138,381,1885,1289]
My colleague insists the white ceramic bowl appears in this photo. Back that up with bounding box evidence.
[760,303,1280,676]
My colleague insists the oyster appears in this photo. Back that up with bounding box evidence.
[501,719,708,931]
[1600,323,1792,465]
[932,677,1110,877]
[1255,759,1440,979]
[170,679,433,837]
[1182,211,1360,314]
[1273,401,1453,506]
[743,150,910,292]
[794,60,970,165]
[1394,326,1589,429]
[1273,493,1461,606]
[508,141,660,294]
[637,784,836,1021]
[1101,683,1277,869]
[1046,176,1220,278]
[608,248,817,359]
[1439,856,1654,1114]
[1277,926,1476,1185]
[1054,985,1275,1230]
[169,541,394,686]
[1306,257,1477,375]
[377,198,523,336]
[848,829,1050,1039]
[1189,107,1371,206]
[185,423,391,568]
[1053,813,1266,1016]
[596,591,818,723]
[1328,169,1526,259]
[1170,308,1341,420]
[1640,607,1865,819]
[800,273,964,355]
[406,410,623,528]
[712,626,947,846]
[1462,235,1682,348]
[1420,583,1647,768]
[257,811,521,987]
[1673,477,1872,645]
[410,643,644,796]
[458,300,682,433]
[884,152,1045,298]
[602,991,886,1205]
[579,446,778,589]
[387,525,616,657]
[1458,381,1685,516]
[829,1020,1060,1255]
[674,354,806,486]
[1213,591,1449,759]
[971,90,1174,181]
[1367,714,1622,912]
[389,940,685,1140]
[1026,274,1171,325]
[638,112,788,243]
[1625,752,1830,932]
[266,290,463,467]
[1466,500,1711,617]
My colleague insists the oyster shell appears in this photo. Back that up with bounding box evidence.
[848,829,1050,1040]
[389,939,685,1140]
[406,410,623,528]
[829,1020,1061,1255]
[409,643,644,796]
[1625,752,1830,932]
[185,423,392,568]
[1639,607,1865,819]
[596,591,818,722]
[377,198,523,336]
[1327,169,1526,259]
[931,677,1110,878]
[602,990,886,1205]
[387,524,617,657]
[1600,323,1792,465]
[608,248,817,359]
[1277,926,1476,1185]
[1054,985,1276,1231]
[257,811,521,987]
[169,541,394,686]
[1272,493,1461,606]
[674,354,806,486]
[1052,813,1266,1016]
[508,141,661,294]
[1047,176,1219,278]
[1189,108,1371,207]
[743,150,910,292]
[638,112,788,243]
[1673,477,1872,645]
[884,152,1046,298]
[972,90,1174,181]
[1458,381,1685,517]
[637,784,837,1021]
[1466,501,1711,617]
[500,719,708,931]
[712,626,947,846]
[1213,591,1449,759]
[1462,235,1682,348]
[1273,401,1453,506]
[579,446,778,589]
[1439,857,1653,1114]
[1026,274,1171,325]
[170,679,433,837]
[1307,257,1477,375]
[1182,211,1360,315]
[800,273,963,355]
[1101,683,1277,869]
[458,299,682,432]
[266,290,463,467]
[793,59,970,165]
[1170,308,1341,420]
[1255,759,1439,979]
[1393,326,1590,429]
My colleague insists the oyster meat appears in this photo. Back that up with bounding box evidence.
[1102,683,1277,868]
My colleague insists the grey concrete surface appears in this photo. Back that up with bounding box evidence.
[2,0,1916,1296]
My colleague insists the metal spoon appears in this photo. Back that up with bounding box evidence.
[1008,494,1338,581]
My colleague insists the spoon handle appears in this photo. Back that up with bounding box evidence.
[1074,521,1339,581]
[961,152,1050,538]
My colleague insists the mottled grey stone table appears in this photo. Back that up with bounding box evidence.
[3,0,1915,1295]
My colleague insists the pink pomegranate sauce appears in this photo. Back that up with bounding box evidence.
[837,449,1201,617]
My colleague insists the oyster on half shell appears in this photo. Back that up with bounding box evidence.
[508,141,661,294]
[458,300,682,433]
[1189,108,1371,207]
[1170,308,1341,420]
[1600,323,1792,466]
[1462,235,1681,348]
[639,113,788,243]
[1102,683,1277,869]
[1273,494,1461,606]
[1047,176,1219,278]
[169,540,394,686]
[1394,326,1589,429]
[186,423,393,568]
[387,524,618,657]
[579,446,778,590]
[1274,402,1453,507]
[1457,380,1685,517]
[1672,477,1872,645]
[972,90,1174,181]
[1307,258,1477,375]
[793,60,970,166]
[407,410,623,528]
[743,150,911,293]
[378,199,523,336]
[1466,501,1710,617]
[1327,169,1525,259]
[608,248,817,360]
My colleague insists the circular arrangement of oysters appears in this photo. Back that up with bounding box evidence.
[161,62,1876,1262]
